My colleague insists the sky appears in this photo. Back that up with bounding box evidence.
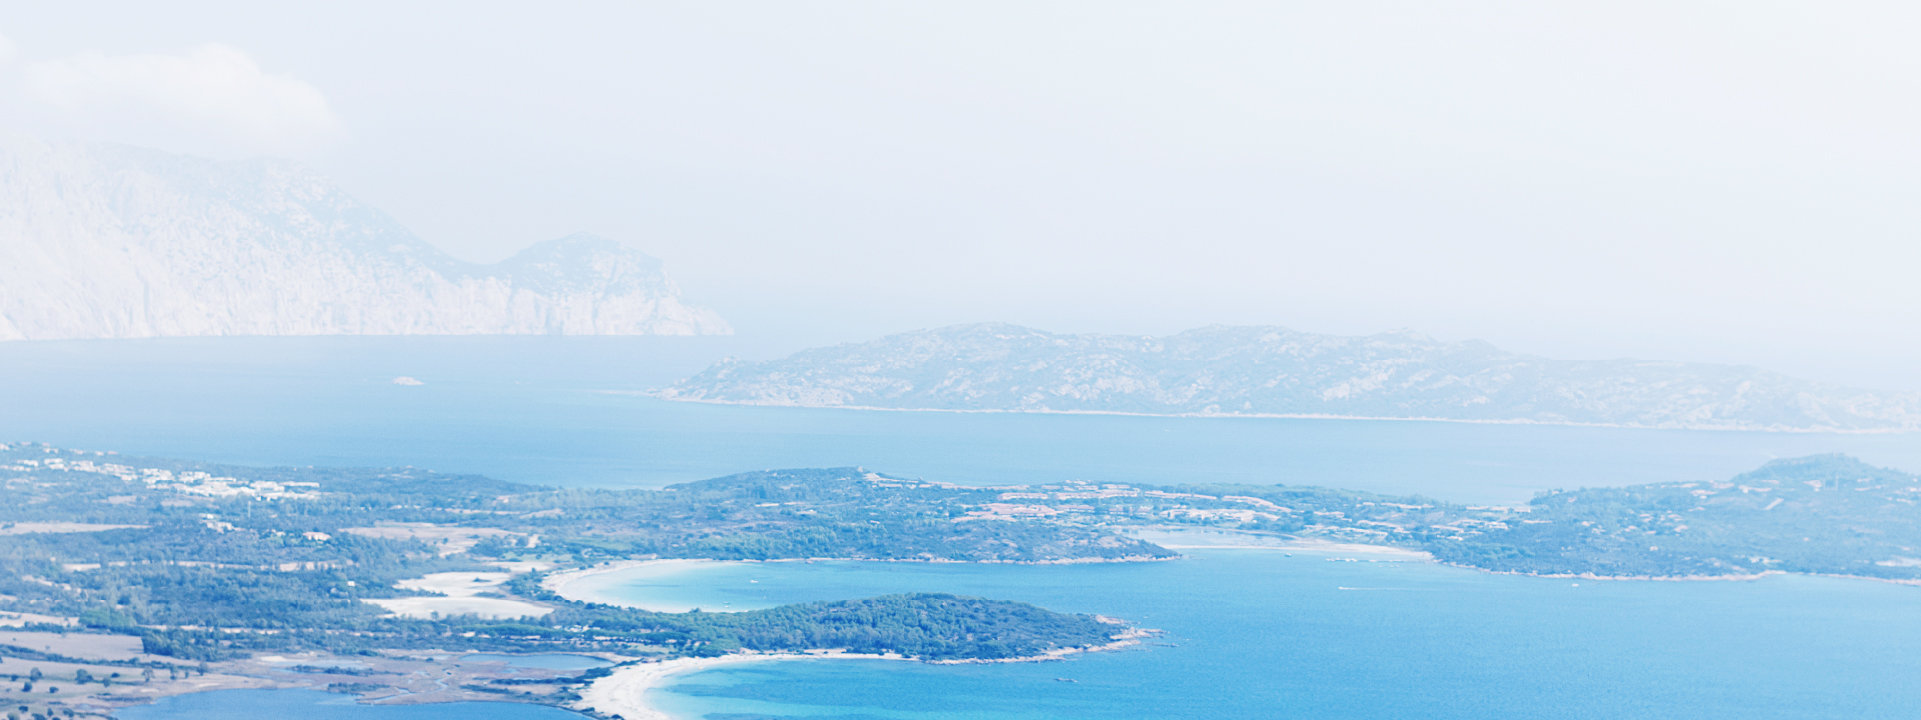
[3,2,1920,388]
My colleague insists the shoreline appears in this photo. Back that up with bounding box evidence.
[573,651,896,720]
[540,543,1913,598]
[1172,540,1434,560]
[1464,567,1921,586]
[543,556,1175,610]
[1450,564,1790,582]
[540,558,717,606]
[1123,526,1436,560]
[633,394,1918,435]
[575,632,1153,720]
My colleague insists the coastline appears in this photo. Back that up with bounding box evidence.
[1451,564,1790,582]
[541,558,718,607]
[574,651,896,720]
[1465,567,1921,586]
[544,556,1175,610]
[575,631,1154,720]
[631,394,1917,435]
[1124,526,1435,560]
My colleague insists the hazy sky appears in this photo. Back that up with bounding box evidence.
[4,3,1920,388]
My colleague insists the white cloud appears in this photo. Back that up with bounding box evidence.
[22,43,340,152]
[0,31,16,65]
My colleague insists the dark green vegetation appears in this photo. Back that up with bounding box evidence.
[1430,454,1921,579]
[5,441,1916,675]
[535,468,1171,563]
[1128,454,1921,581]
[540,593,1117,661]
[0,444,1137,663]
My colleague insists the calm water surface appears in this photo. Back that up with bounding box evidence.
[5,337,1920,504]
[601,551,1921,720]
[15,337,1912,718]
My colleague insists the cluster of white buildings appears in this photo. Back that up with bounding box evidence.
[964,479,1307,525]
[1,444,322,500]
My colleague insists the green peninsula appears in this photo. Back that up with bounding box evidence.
[1426,454,1921,579]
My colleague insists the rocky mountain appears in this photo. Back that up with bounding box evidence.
[662,323,1921,432]
[0,139,730,340]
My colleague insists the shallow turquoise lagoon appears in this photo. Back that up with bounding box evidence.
[605,551,1921,720]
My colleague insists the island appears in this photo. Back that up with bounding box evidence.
[657,322,1921,432]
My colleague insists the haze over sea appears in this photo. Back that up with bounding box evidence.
[9,336,1919,719]
[6,337,1921,504]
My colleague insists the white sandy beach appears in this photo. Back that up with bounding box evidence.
[574,651,895,720]
[575,625,1153,719]
[541,558,725,610]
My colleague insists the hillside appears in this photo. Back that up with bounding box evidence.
[1431,454,1921,579]
[0,139,730,339]
[661,323,1920,431]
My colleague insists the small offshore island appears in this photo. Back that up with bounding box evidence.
[1,443,1918,718]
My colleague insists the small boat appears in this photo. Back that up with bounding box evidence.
[1054,678,1078,683]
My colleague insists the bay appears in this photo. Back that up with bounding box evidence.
[591,551,1921,720]
[3,336,1910,719]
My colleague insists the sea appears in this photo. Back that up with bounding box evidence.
[6,336,1920,719]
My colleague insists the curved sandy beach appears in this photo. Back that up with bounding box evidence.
[541,559,719,608]
[573,651,895,720]
[575,628,1153,719]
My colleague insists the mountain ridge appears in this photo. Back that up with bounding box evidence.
[661,322,1921,432]
[0,138,730,340]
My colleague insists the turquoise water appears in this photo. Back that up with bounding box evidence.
[10,336,1912,718]
[5,337,1921,503]
[606,551,1921,720]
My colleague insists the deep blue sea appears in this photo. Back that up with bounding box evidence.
[5,337,1914,719]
